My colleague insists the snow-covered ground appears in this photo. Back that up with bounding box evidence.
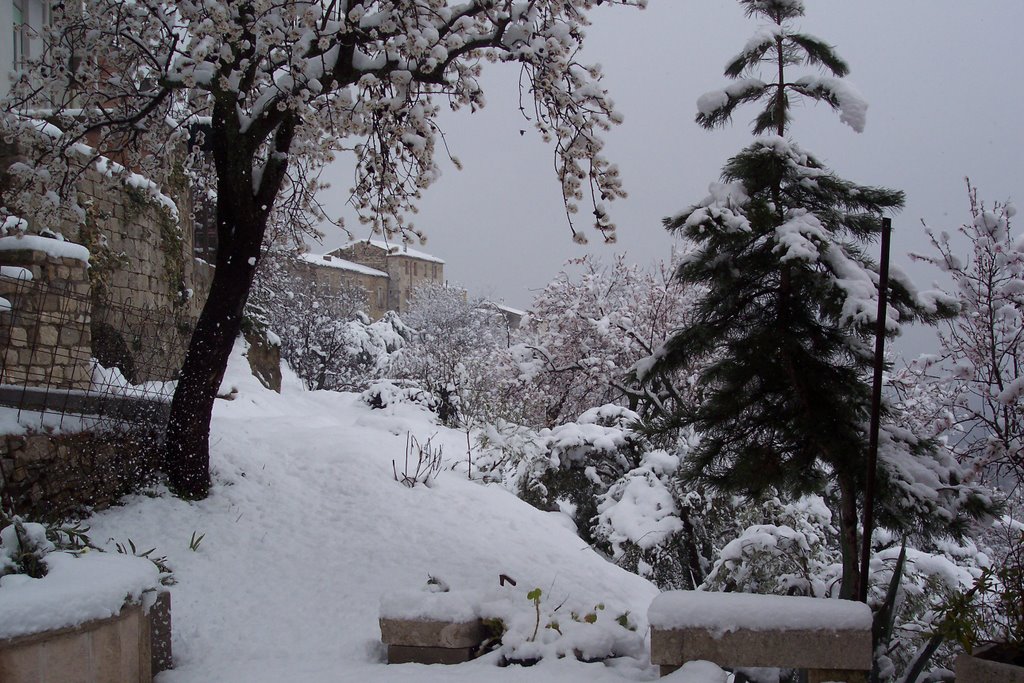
[84,343,719,682]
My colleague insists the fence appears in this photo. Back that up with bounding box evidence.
[0,255,193,518]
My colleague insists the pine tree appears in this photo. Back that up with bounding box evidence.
[645,0,984,599]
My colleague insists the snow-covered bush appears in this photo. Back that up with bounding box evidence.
[0,518,58,579]
[702,496,842,597]
[593,446,720,589]
[360,380,439,414]
[517,406,648,546]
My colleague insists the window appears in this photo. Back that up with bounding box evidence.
[12,0,26,64]
[414,262,419,276]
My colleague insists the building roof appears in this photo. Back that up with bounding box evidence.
[298,252,388,278]
[339,239,445,265]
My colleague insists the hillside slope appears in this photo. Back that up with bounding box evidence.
[86,343,679,682]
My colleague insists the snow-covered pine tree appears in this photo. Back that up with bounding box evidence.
[643,0,984,599]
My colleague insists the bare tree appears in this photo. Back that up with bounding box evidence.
[911,181,1023,487]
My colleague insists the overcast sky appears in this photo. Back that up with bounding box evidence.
[314,1,1023,352]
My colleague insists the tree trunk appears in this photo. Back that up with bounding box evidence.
[837,470,862,599]
[163,130,269,497]
[164,204,266,498]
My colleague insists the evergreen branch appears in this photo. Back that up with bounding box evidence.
[787,33,849,77]
[696,81,770,130]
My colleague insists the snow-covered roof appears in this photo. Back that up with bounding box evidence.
[298,252,388,278]
[482,301,526,317]
[493,303,526,317]
[340,239,445,264]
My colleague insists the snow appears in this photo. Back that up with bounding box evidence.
[342,239,446,264]
[794,76,868,133]
[299,252,389,277]
[379,588,482,623]
[0,550,162,639]
[0,265,33,280]
[82,341,717,682]
[0,234,90,263]
[648,591,872,636]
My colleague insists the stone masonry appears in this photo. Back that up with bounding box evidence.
[0,247,92,391]
[1,429,163,520]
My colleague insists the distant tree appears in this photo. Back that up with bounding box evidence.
[0,0,642,497]
[910,183,1023,486]
[518,255,698,429]
[391,284,507,425]
[642,0,984,599]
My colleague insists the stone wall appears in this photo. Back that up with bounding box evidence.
[1,428,162,520]
[75,165,214,382]
[385,254,444,313]
[0,247,92,391]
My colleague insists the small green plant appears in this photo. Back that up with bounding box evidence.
[188,531,205,552]
[1,513,96,579]
[929,531,1024,667]
[527,588,543,642]
[114,538,174,584]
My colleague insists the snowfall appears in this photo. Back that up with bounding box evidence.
[9,341,737,682]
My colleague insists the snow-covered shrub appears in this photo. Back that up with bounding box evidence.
[248,251,412,391]
[360,380,439,413]
[0,518,56,579]
[702,496,842,597]
[455,420,548,487]
[592,449,711,590]
[516,405,648,546]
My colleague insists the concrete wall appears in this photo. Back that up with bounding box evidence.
[0,592,172,683]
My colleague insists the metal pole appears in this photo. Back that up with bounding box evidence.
[859,217,892,603]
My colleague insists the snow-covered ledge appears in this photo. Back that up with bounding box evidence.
[648,591,873,681]
[0,552,171,682]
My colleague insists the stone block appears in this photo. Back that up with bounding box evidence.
[956,652,1024,683]
[650,627,872,672]
[379,618,485,649]
[37,324,59,347]
[59,326,82,347]
[387,645,476,665]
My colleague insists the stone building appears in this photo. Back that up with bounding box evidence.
[290,252,390,321]
[329,239,445,315]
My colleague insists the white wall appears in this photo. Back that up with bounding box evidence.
[0,0,14,98]
[2,0,50,99]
